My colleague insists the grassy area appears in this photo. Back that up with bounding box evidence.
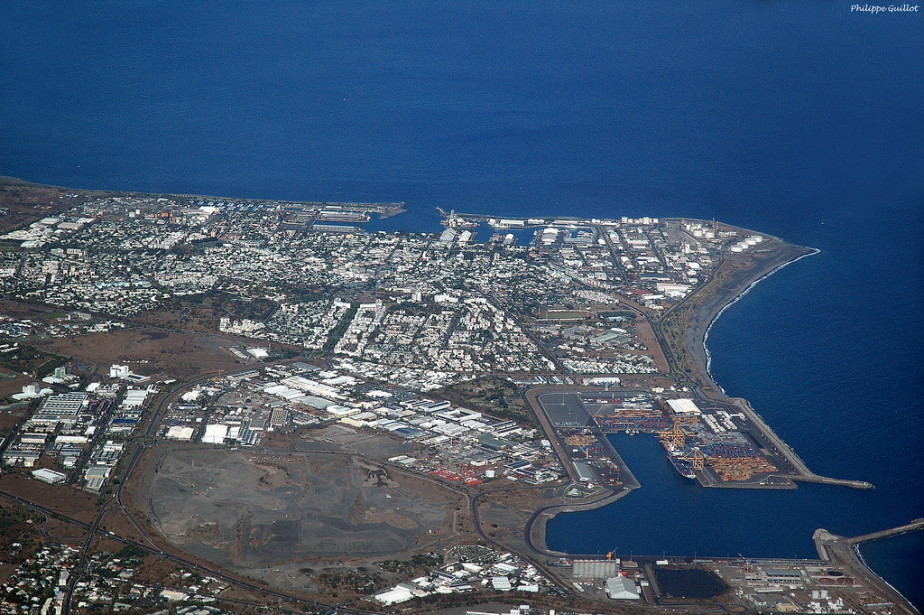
[323,304,357,352]
[436,376,536,428]
[39,310,67,322]
[0,345,67,378]
[148,291,279,333]
[660,261,736,379]
[377,552,443,574]
[0,503,39,530]
[539,309,593,321]
[599,310,636,321]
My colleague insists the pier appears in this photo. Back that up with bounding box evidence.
[731,398,875,490]
[846,518,924,545]
[814,520,924,615]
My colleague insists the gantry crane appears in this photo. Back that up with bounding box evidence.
[681,447,708,471]
[659,422,686,450]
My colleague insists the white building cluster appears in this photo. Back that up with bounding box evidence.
[374,548,547,606]
[0,193,745,386]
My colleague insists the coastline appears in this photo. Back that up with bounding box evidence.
[855,544,920,615]
[525,487,631,556]
[702,247,821,382]
[527,232,871,559]
[815,520,924,615]
[673,234,816,404]
[0,178,903,610]
[675,235,874,490]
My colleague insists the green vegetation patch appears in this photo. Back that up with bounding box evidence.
[539,309,593,321]
[436,376,536,428]
[323,303,358,352]
[0,345,67,378]
[377,552,444,574]
[316,567,387,594]
[0,504,40,530]
[387,302,444,317]
[114,544,148,561]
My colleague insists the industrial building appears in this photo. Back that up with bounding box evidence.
[666,398,702,416]
[28,392,89,429]
[84,466,111,492]
[201,424,228,444]
[605,575,640,600]
[573,461,596,483]
[31,468,66,485]
[573,559,619,578]
[165,426,195,441]
[765,569,804,585]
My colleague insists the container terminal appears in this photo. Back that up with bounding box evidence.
[0,182,898,614]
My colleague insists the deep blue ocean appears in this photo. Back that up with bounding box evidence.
[2,1,922,607]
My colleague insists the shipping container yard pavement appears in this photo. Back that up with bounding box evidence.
[526,384,862,493]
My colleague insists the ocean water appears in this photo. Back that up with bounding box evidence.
[2,1,922,607]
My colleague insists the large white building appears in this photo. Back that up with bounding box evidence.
[666,398,701,416]
[606,575,640,600]
[31,468,66,485]
[373,586,413,606]
[29,392,89,429]
[201,424,228,444]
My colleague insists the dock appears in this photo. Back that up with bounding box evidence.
[814,519,924,615]
[731,398,875,490]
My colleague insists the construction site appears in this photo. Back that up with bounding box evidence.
[139,442,463,594]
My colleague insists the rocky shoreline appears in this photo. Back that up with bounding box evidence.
[524,230,875,559]
[677,233,817,403]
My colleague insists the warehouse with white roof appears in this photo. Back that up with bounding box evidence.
[606,575,640,600]
[666,398,701,415]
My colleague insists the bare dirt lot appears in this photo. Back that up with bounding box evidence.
[144,446,461,574]
[0,402,30,433]
[36,328,242,380]
[0,472,101,524]
[0,373,32,400]
[632,316,670,373]
[0,177,86,234]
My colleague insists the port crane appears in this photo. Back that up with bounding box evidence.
[680,447,709,471]
[659,422,686,450]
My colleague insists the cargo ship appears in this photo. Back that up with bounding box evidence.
[669,454,697,479]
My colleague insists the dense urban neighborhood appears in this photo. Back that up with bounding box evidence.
[0,180,917,615]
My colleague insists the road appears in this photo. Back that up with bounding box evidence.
[468,489,568,594]
[50,357,331,614]
[0,486,338,612]
[624,242,874,491]
[522,387,582,484]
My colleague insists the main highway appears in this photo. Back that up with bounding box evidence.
[27,357,335,614]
